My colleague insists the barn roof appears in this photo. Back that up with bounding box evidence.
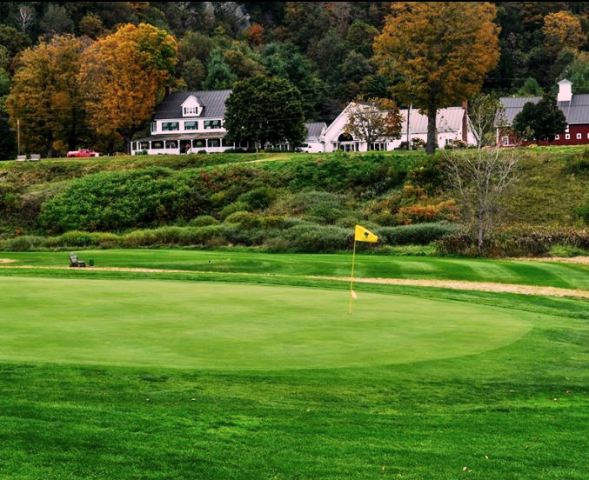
[499,94,589,125]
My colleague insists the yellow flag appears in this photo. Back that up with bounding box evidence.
[354,225,378,243]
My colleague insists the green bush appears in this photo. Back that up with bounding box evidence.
[283,223,352,252]
[238,187,278,210]
[224,211,262,229]
[39,167,197,232]
[189,215,220,227]
[220,201,249,219]
[548,243,589,257]
[377,222,459,245]
[0,235,45,251]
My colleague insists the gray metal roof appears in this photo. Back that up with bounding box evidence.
[154,90,232,119]
[499,94,589,125]
[399,107,466,134]
[305,122,326,141]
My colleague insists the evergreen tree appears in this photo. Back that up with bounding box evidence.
[224,76,305,149]
[512,94,567,141]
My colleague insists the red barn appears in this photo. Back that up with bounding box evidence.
[497,79,589,146]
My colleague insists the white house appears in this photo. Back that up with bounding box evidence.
[318,102,477,152]
[130,90,238,155]
[300,122,327,152]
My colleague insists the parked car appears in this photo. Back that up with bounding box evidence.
[66,148,100,158]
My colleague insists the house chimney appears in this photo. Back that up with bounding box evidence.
[557,79,572,103]
[165,85,171,97]
[462,100,468,143]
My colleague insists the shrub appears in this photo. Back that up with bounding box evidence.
[224,211,262,229]
[238,187,278,210]
[406,156,446,193]
[437,226,589,257]
[549,243,589,257]
[220,201,250,219]
[0,235,45,251]
[189,215,220,227]
[39,167,196,232]
[395,199,460,224]
[377,222,459,245]
[283,223,352,252]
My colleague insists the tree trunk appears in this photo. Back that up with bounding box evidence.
[477,208,484,254]
[426,101,437,155]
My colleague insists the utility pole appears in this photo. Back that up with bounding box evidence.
[406,103,412,150]
[17,118,20,156]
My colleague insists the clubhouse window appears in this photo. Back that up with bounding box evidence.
[162,122,179,131]
[204,120,222,129]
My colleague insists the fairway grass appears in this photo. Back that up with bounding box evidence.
[0,277,534,369]
[0,251,588,479]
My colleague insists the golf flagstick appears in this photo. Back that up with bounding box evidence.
[349,225,378,314]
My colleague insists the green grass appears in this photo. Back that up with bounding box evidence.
[3,249,589,289]
[0,250,588,479]
[0,277,534,370]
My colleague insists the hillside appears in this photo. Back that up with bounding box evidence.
[1,147,589,256]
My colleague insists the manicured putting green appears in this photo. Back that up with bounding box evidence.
[0,277,534,370]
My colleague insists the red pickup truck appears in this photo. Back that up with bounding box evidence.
[66,148,100,158]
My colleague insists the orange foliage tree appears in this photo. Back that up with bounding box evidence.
[6,35,90,157]
[373,2,500,154]
[542,11,585,54]
[79,23,177,152]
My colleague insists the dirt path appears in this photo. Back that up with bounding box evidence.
[0,259,16,264]
[511,256,589,266]
[309,276,589,300]
[1,264,589,300]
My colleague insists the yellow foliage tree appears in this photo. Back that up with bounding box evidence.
[373,2,500,154]
[542,11,585,54]
[79,23,177,152]
[6,35,90,157]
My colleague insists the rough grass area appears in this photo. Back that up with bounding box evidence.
[0,251,587,479]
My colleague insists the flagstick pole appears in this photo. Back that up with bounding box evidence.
[349,239,357,314]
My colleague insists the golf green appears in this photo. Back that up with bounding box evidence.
[0,277,534,370]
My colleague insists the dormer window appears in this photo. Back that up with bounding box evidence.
[181,95,202,117]
[183,106,199,116]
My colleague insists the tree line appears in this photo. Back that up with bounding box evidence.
[0,2,587,158]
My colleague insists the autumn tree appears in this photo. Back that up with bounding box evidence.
[373,2,500,154]
[343,98,403,149]
[79,23,177,153]
[6,34,89,156]
[224,76,305,150]
[542,11,585,54]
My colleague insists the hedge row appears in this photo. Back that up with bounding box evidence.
[437,226,589,257]
[0,220,457,253]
